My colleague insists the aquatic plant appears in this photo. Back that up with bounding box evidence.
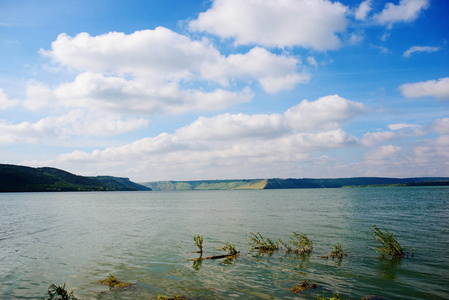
[317,293,343,300]
[330,243,347,259]
[42,283,77,300]
[193,235,204,255]
[248,232,279,252]
[192,258,203,271]
[369,225,407,259]
[290,280,318,293]
[280,232,313,254]
[98,274,133,290]
[190,241,239,264]
[220,242,238,255]
[156,294,188,300]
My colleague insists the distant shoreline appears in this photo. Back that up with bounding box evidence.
[141,177,449,191]
[2,163,448,193]
[0,163,151,193]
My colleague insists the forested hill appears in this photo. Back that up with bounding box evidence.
[142,177,449,191]
[0,164,151,192]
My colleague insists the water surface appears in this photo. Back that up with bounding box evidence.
[1,187,448,299]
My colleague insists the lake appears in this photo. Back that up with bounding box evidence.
[1,187,448,299]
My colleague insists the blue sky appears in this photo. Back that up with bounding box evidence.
[0,0,448,181]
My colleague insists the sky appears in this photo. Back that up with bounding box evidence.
[0,0,448,182]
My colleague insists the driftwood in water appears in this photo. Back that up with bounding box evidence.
[189,253,240,261]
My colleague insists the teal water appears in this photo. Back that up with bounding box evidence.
[1,187,448,299]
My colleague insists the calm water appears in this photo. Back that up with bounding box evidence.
[1,187,448,299]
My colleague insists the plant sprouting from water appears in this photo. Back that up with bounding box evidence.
[42,283,77,300]
[156,294,188,300]
[98,274,133,290]
[369,225,409,259]
[193,235,204,255]
[280,232,313,254]
[330,243,346,259]
[290,280,318,293]
[248,232,279,252]
[317,293,343,300]
[220,242,238,255]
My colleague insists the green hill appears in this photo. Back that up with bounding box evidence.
[142,177,449,191]
[141,179,267,191]
[0,164,151,192]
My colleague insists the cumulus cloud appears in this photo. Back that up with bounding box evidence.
[307,56,318,68]
[360,131,399,147]
[28,73,253,115]
[39,27,309,114]
[24,82,55,111]
[189,0,348,50]
[0,88,18,110]
[0,110,149,144]
[355,0,372,20]
[284,95,369,131]
[0,114,74,144]
[40,27,220,79]
[373,0,429,26]
[403,46,440,57]
[27,95,366,180]
[176,113,287,140]
[432,118,449,134]
[41,28,308,93]
[348,33,364,45]
[365,144,402,161]
[199,47,310,93]
[399,77,449,100]
[45,129,358,181]
[413,135,449,167]
[355,134,449,177]
[388,123,420,130]
[178,94,368,139]
[360,123,427,147]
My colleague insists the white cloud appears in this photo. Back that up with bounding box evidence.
[0,115,72,144]
[388,123,420,130]
[355,135,449,177]
[30,72,253,115]
[0,88,18,110]
[41,28,308,94]
[71,113,149,137]
[413,135,449,167]
[38,27,310,119]
[365,144,402,161]
[360,131,399,147]
[258,73,311,94]
[284,95,369,131]
[176,113,286,140]
[381,32,391,42]
[432,118,449,134]
[355,0,372,20]
[307,56,318,68]
[373,0,429,26]
[24,82,55,111]
[45,129,358,181]
[360,123,427,147]
[179,95,368,139]
[27,95,367,180]
[0,110,149,144]
[189,0,349,51]
[348,33,364,45]
[40,27,221,79]
[199,47,310,93]
[403,46,440,57]
[399,77,449,100]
